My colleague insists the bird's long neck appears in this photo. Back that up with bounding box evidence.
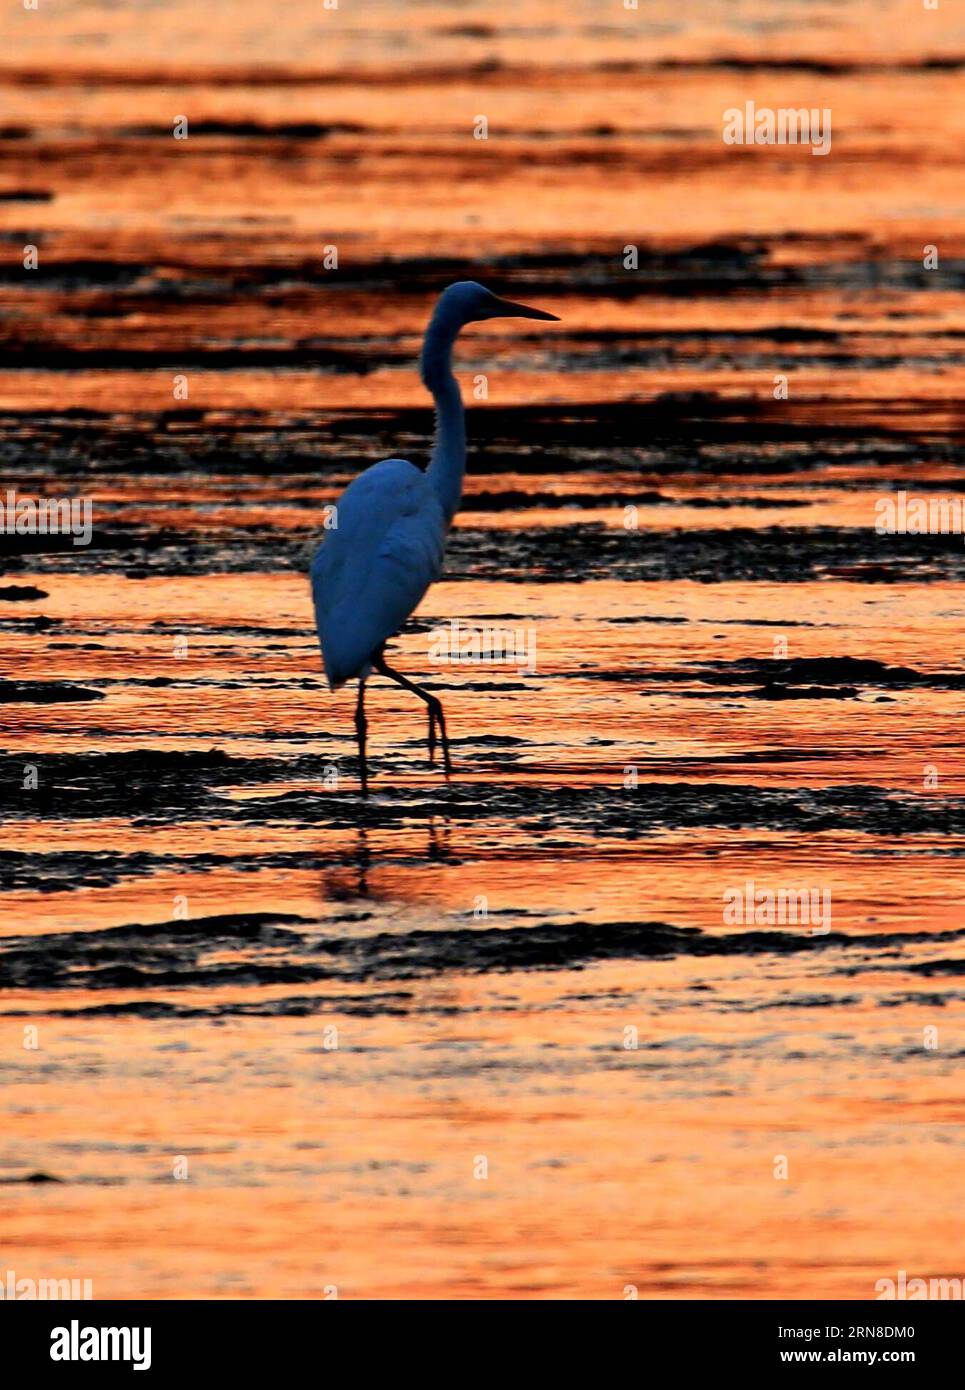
[421,303,466,526]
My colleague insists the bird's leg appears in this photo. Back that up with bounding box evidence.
[432,698,452,777]
[374,653,453,778]
[354,678,369,797]
[427,704,437,766]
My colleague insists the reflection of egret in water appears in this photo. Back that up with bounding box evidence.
[323,823,374,900]
[320,816,454,901]
[310,281,559,794]
[425,813,452,865]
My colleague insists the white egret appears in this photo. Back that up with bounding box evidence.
[310,280,559,794]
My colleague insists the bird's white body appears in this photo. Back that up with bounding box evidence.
[309,280,558,788]
[311,458,445,688]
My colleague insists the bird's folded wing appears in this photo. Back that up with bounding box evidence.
[311,458,446,686]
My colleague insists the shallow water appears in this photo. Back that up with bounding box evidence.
[0,0,963,1299]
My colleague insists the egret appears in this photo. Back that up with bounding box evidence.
[310,280,559,794]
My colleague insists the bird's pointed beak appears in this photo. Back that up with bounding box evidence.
[490,296,560,322]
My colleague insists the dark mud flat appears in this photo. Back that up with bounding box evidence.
[1,238,958,298]
[2,748,963,836]
[1,401,958,479]
[3,909,962,1018]
[8,518,965,584]
[3,378,963,582]
[0,680,104,702]
[0,584,48,600]
[591,656,965,695]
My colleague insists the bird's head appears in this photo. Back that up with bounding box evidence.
[437,280,560,326]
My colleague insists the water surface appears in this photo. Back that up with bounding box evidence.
[0,0,963,1299]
